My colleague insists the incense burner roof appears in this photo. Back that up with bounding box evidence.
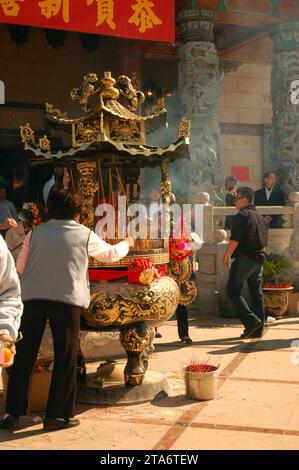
[21,135,190,168]
[20,71,190,168]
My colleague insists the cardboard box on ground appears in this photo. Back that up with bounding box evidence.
[2,358,53,413]
[1,322,54,413]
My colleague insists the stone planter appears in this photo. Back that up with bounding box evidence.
[263,287,293,319]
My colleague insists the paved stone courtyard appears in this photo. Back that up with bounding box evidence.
[0,312,298,450]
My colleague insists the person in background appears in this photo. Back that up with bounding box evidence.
[175,260,195,345]
[0,184,18,237]
[0,184,19,224]
[0,235,23,369]
[11,169,30,212]
[254,171,287,228]
[224,176,237,230]
[5,203,41,262]
[61,167,71,190]
[0,218,17,232]
[170,214,195,346]
[176,304,192,345]
[149,187,160,204]
[43,166,71,205]
[0,188,134,432]
[222,187,268,339]
[146,187,163,339]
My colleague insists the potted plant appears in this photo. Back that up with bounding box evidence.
[263,253,296,318]
[184,357,220,401]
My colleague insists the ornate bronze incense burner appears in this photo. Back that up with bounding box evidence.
[20,71,195,387]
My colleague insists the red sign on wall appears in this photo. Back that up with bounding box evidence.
[231,166,250,181]
[0,0,175,43]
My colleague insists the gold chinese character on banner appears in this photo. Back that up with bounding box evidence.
[87,0,116,30]
[129,0,162,34]
[0,0,24,16]
[39,0,70,23]
[7,112,17,124]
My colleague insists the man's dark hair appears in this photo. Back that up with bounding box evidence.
[225,176,237,184]
[263,171,276,180]
[0,179,8,191]
[236,187,254,204]
[47,186,82,220]
[225,176,237,189]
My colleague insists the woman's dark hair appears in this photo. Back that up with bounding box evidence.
[47,186,82,220]
[53,166,66,187]
[236,186,254,203]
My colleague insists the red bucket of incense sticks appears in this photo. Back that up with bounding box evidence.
[184,358,220,401]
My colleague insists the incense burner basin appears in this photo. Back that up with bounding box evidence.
[81,276,179,386]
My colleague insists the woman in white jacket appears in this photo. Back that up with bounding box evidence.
[0,235,23,367]
[1,187,133,432]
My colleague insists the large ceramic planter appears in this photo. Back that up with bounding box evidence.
[263,287,293,319]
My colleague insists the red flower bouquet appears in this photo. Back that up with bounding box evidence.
[19,202,42,228]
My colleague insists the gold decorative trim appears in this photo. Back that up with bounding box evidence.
[24,136,188,161]
[88,249,169,268]
[178,117,191,139]
[168,258,197,306]
[73,120,102,148]
[120,328,148,353]
[20,123,35,144]
[77,161,98,229]
[70,72,99,113]
[108,119,142,144]
[117,74,145,111]
[20,123,51,153]
[38,135,51,152]
[45,103,69,119]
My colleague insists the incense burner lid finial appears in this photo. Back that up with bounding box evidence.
[101,71,120,101]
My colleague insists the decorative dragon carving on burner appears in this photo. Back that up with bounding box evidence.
[70,73,99,113]
[116,75,145,111]
[70,72,145,113]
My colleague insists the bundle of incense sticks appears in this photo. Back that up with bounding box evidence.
[184,356,220,373]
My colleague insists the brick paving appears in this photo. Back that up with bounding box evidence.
[0,313,298,450]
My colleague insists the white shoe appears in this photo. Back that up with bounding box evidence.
[266,316,276,323]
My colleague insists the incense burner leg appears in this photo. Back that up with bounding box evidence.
[120,322,150,387]
[147,327,155,355]
[142,327,155,372]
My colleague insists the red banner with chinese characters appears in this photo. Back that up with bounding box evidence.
[0,0,175,43]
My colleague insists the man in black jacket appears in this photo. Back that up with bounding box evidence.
[222,187,268,339]
[254,171,287,228]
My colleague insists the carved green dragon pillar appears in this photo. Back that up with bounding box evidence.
[269,21,299,192]
[176,5,224,204]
